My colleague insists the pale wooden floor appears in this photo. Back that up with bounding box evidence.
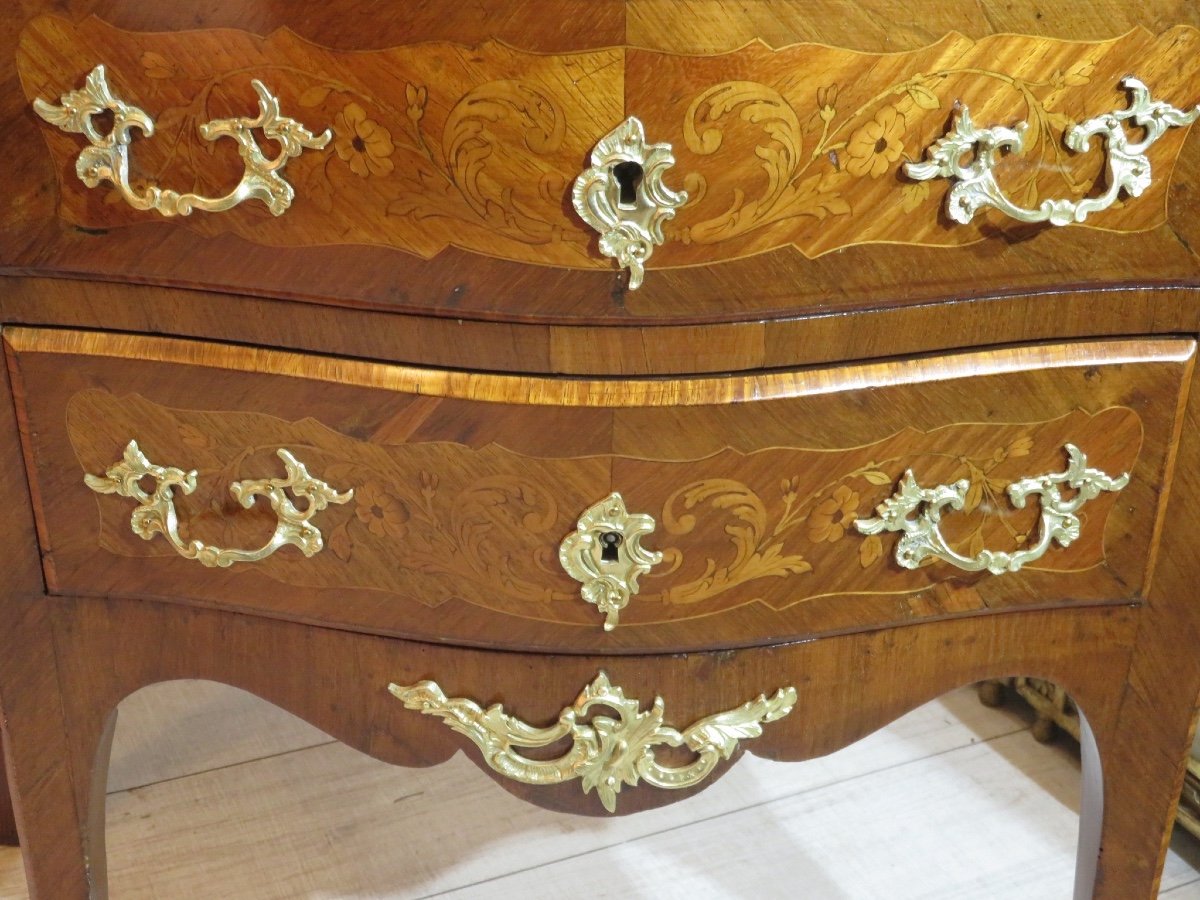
[2,683,1200,899]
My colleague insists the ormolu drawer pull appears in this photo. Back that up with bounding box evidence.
[559,492,663,630]
[572,116,688,289]
[33,65,331,217]
[85,440,353,568]
[389,671,796,812]
[854,444,1127,574]
[907,77,1200,226]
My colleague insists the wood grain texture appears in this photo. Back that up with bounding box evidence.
[0,746,14,847]
[0,326,48,851]
[1,3,1200,899]
[18,18,1198,265]
[0,684,1134,899]
[626,0,1200,52]
[7,276,1200,378]
[0,592,1149,898]
[18,16,624,267]
[3,4,1200,322]
[0,329,85,891]
[7,329,1189,653]
[43,687,1127,898]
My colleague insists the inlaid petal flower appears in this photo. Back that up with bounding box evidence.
[807,485,861,543]
[334,102,395,178]
[845,106,906,179]
[355,482,409,538]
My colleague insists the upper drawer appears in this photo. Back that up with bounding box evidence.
[7,327,1192,654]
[5,4,1200,322]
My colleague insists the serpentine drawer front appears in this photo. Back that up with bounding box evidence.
[12,12,1200,320]
[8,4,1200,899]
[6,328,1190,654]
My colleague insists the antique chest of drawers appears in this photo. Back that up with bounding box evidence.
[4,2,1200,897]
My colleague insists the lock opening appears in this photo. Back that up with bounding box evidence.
[612,161,644,210]
[599,531,624,562]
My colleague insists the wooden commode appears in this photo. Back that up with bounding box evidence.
[3,2,1200,896]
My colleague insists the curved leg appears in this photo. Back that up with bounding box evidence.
[1075,709,1102,900]
[0,748,17,846]
[0,596,96,898]
[83,711,118,900]
[1080,668,1200,899]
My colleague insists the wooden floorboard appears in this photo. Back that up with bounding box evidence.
[0,682,1197,898]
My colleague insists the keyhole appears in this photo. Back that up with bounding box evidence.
[612,161,643,210]
[599,531,623,562]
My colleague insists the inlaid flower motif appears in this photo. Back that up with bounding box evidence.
[405,83,428,124]
[845,106,905,179]
[334,102,395,178]
[355,482,409,538]
[816,84,838,123]
[808,485,860,543]
[419,470,439,504]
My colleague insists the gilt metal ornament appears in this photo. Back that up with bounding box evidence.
[906,76,1200,225]
[572,116,688,289]
[854,444,1128,574]
[34,64,331,217]
[559,492,663,630]
[85,440,353,567]
[389,671,796,812]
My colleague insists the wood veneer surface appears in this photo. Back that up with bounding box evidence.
[6,328,1192,653]
[5,3,1200,322]
[2,3,1200,898]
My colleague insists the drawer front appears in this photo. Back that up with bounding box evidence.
[6,5,1200,322]
[7,328,1191,653]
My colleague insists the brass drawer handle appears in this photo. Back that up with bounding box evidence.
[854,444,1127,574]
[389,671,796,812]
[85,440,353,568]
[559,492,663,631]
[33,65,331,217]
[907,77,1199,226]
[572,117,688,289]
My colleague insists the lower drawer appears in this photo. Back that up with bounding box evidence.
[6,327,1191,653]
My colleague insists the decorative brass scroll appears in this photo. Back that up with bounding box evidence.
[572,116,688,289]
[85,440,353,567]
[906,77,1200,226]
[558,493,663,630]
[33,65,331,216]
[389,671,796,812]
[854,444,1128,574]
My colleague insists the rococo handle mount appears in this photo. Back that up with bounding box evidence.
[389,671,796,813]
[33,64,332,217]
[85,439,353,567]
[907,76,1200,226]
[855,443,1128,574]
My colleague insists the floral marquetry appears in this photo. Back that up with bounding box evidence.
[18,16,1200,277]
[60,384,1148,648]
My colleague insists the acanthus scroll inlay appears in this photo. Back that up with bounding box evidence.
[23,17,1200,267]
[68,389,1143,636]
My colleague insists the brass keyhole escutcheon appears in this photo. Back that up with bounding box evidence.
[571,117,687,290]
[559,493,663,631]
